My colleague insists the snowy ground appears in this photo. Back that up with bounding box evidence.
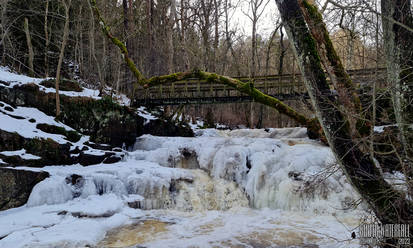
[0,66,101,99]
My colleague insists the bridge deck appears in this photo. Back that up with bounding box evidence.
[134,68,386,106]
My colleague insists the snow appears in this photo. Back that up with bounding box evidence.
[0,149,41,160]
[373,125,394,133]
[137,106,158,124]
[0,101,72,144]
[0,66,101,99]
[0,100,108,159]
[0,194,133,248]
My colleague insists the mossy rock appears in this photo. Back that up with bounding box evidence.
[40,78,83,92]
[0,129,74,167]
[143,118,194,137]
[57,96,141,147]
[36,123,81,142]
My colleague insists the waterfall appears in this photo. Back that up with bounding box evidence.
[27,128,361,215]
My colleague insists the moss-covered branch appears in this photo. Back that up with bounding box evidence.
[145,70,323,139]
[89,0,144,84]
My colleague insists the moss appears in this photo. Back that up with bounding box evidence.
[301,0,362,111]
[90,0,144,84]
[36,123,81,142]
[40,78,82,92]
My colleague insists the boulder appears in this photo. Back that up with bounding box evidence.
[0,168,49,210]
[143,119,194,137]
[0,129,74,167]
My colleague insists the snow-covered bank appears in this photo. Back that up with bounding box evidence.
[0,127,366,248]
[0,66,101,99]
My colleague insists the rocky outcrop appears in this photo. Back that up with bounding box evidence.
[0,129,123,167]
[0,168,49,210]
[0,82,194,167]
[0,83,194,148]
[0,84,142,147]
[0,129,74,167]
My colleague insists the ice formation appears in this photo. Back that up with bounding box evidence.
[0,127,364,248]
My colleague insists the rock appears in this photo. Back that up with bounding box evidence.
[0,168,49,210]
[36,123,81,142]
[0,80,10,86]
[288,171,303,181]
[0,84,143,147]
[112,147,123,152]
[0,83,195,167]
[28,118,36,123]
[0,129,74,167]
[78,152,107,166]
[40,78,83,92]
[103,155,122,164]
[65,174,84,197]
[143,119,194,137]
[4,106,14,112]
[65,174,83,186]
[175,148,199,169]
[85,141,113,151]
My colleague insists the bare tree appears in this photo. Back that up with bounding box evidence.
[43,0,49,77]
[55,0,72,116]
[23,17,34,77]
[242,0,269,77]
[381,0,413,188]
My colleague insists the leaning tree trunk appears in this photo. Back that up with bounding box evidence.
[275,0,413,235]
[381,0,413,192]
[298,0,364,141]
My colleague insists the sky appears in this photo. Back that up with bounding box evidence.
[229,0,279,38]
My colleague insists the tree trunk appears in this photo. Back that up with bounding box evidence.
[212,0,219,72]
[298,0,363,140]
[167,0,176,74]
[55,0,72,117]
[381,0,413,191]
[275,0,413,234]
[87,0,104,95]
[44,0,49,77]
[278,26,285,75]
[23,17,34,77]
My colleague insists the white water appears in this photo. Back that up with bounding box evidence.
[0,128,365,247]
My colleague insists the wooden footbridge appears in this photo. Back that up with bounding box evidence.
[134,68,386,106]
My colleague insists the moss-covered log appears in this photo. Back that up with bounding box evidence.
[275,0,413,235]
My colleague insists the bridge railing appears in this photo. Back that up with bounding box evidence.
[135,68,387,103]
